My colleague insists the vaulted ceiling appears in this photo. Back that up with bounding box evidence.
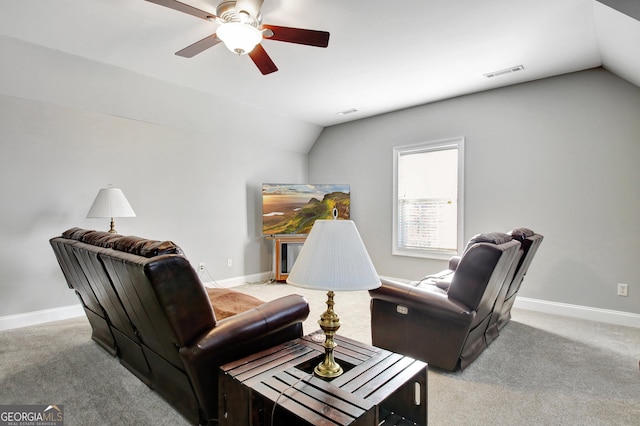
[0,0,638,128]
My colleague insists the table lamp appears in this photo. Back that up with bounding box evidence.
[87,184,136,234]
[287,210,380,378]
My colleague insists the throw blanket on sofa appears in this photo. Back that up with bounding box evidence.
[206,288,264,320]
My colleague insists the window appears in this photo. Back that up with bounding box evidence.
[393,137,464,259]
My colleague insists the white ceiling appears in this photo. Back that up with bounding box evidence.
[0,0,638,128]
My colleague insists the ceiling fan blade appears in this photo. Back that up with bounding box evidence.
[248,44,278,75]
[145,0,216,20]
[175,34,222,57]
[262,25,329,48]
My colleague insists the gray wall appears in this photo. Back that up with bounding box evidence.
[2,34,639,319]
[308,68,640,314]
[0,38,318,318]
[0,93,309,317]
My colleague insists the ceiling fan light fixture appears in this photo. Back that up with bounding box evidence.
[217,22,262,55]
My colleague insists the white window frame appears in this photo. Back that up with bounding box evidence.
[392,137,465,260]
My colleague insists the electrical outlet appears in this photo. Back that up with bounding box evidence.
[617,283,628,297]
[198,263,205,272]
[227,259,233,268]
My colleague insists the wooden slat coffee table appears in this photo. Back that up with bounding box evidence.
[218,331,427,425]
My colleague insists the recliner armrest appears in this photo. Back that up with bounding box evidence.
[370,278,474,322]
[448,255,461,270]
[427,274,453,290]
[370,278,477,371]
[419,267,455,289]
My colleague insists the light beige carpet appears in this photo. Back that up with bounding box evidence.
[1,281,639,425]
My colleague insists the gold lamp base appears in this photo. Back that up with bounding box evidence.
[108,217,117,234]
[315,291,343,379]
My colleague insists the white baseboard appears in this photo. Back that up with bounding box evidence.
[3,291,637,332]
[0,304,84,332]
[202,271,272,289]
[514,297,640,328]
[0,273,271,332]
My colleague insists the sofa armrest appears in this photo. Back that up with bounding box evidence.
[371,278,473,322]
[178,294,309,424]
[181,295,309,364]
[194,294,310,352]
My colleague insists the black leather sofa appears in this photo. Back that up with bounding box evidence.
[50,227,309,425]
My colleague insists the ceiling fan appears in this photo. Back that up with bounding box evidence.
[145,0,330,75]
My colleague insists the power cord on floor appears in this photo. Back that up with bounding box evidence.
[271,372,314,425]
[245,277,276,286]
[197,264,222,288]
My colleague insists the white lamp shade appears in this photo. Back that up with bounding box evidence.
[287,219,381,291]
[217,22,262,55]
[87,186,136,218]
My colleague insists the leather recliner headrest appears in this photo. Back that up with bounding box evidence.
[509,227,535,241]
[468,232,512,245]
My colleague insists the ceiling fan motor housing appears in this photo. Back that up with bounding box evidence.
[216,0,263,25]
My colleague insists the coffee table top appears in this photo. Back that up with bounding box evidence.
[220,331,427,425]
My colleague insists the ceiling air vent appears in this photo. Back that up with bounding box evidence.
[336,108,358,116]
[483,65,525,79]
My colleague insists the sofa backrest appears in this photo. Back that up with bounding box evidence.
[58,229,140,342]
[50,237,103,315]
[447,233,520,326]
[56,228,215,369]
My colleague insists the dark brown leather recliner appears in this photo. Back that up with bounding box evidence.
[50,228,310,425]
[415,228,543,346]
[486,228,543,340]
[369,232,521,371]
